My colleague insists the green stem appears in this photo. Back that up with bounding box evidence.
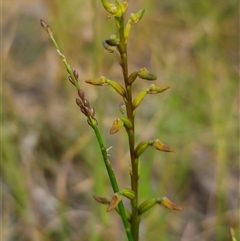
[91,119,133,241]
[117,17,140,241]
[42,23,133,241]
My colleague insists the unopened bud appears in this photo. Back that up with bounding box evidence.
[73,70,79,80]
[121,117,132,129]
[102,41,115,53]
[124,21,132,43]
[138,68,157,81]
[108,80,126,96]
[121,188,135,200]
[76,98,82,107]
[138,199,157,215]
[133,90,148,109]
[78,89,85,100]
[148,84,170,94]
[40,19,53,36]
[135,141,149,158]
[68,76,75,86]
[106,35,120,46]
[85,76,108,86]
[101,0,115,14]
[128,71,138,84]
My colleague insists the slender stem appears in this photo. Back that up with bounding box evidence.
[41,22,134,241]
[117,17,140,240]
[91,120,133,241]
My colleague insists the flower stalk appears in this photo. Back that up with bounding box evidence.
[40,1,182,240]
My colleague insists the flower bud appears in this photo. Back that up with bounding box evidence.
[121,117,132,129]
[40,19,53,36]
[128,71,138,84]
[130,9,145,24]
[76,98,82,107]
[101,0,115,14]
[138,198,157,215]
[133,90,148,109]
[135,141,149,158]
[148,84,170,94]
[121,188,135,200]
[138,68,157,81]
[73,70,79,80]
[106,35,120,46]
[102,41,115,53]
[85,76,108,86]
[157,197,182,211]
[108,80,126,96]
[124,21,132,43]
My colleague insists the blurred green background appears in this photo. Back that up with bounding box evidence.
[2,0,239,240]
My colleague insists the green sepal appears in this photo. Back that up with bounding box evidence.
[107,80,126,96]
[138,198,157,215]
[85,76,108,86]
[102,40,115,53]
[148,84,170,94]
[133,90,148,109]
[106,35,120,46]
[120,188,135,200]
[121,117,132,129]
[138,68,157,81]
[135,141,149,158]
[128,71,138,84]
[129,9,145,24]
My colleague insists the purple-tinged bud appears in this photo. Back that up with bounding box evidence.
[76,98,82,107]
[73,70,79,80]
[40,19,53,36]
[83,99,90,108]
[78,89,85,100]
[68,76,75,86]
[90,107,95,117]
